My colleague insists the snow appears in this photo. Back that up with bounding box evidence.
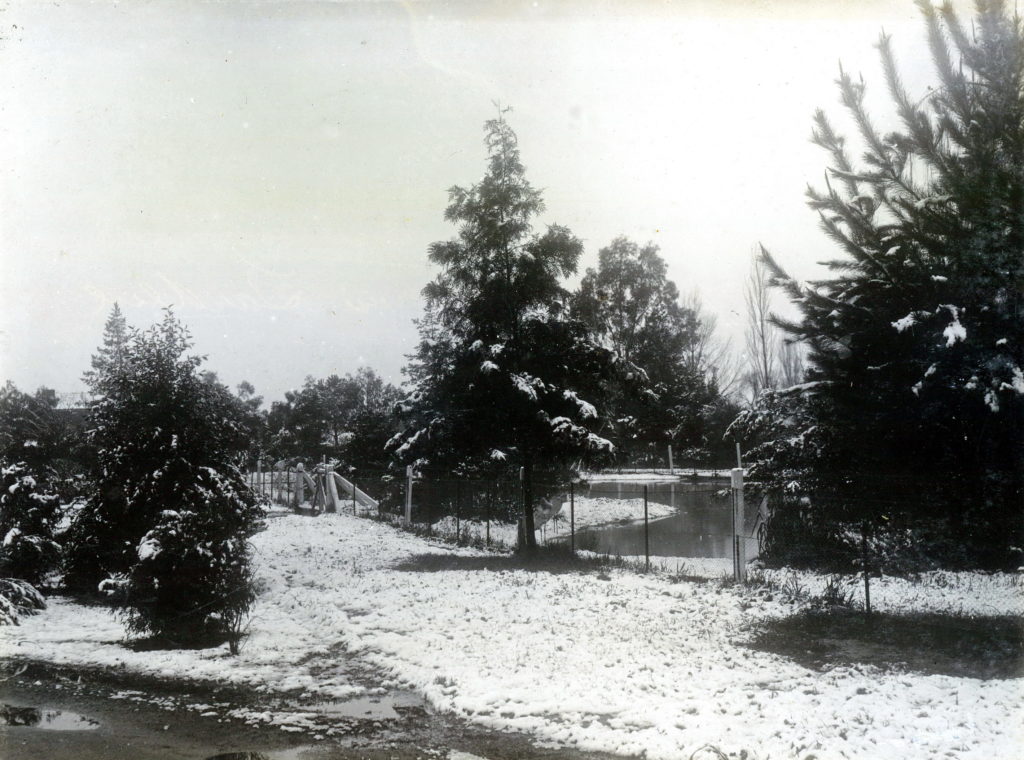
[510,373,538,400]
[562,389,597,419]
[584,470,729,482]
[940,304,966,347]
[891,313,918,333]
[3,513,1021,759]
[943,318,967,346]
[985,390,1000,413]
[546,496,675,535]
[137,535,161,561]
[1007,366,1024,395]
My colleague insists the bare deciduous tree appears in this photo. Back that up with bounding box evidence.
[680,290,743,400]
[743,251,779,402]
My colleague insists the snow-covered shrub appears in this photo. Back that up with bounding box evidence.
[66,309,263,649]
[0,577,46,625]
[122,473,260,651]
[0,461,62,585]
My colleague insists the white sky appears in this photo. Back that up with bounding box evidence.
[0,0,955,402]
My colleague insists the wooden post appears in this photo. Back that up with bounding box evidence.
[296,463,306,508]
[404,465,413,527]
[668,445,674,476]
[326,470,340,513]
[320,456,327,512]
[570,481,575,556]
[643,483,650,572]
[731,467,745,582]
[862,522,872,616]
[455,481,461,543]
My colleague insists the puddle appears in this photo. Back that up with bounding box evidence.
[0,704,100,731]
[206,749,317,760]
[295,691,426,721]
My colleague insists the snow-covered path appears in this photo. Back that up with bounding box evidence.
[2,513,1021,759]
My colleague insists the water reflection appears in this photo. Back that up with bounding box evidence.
[0,704,100,731]
[578,480,744,559]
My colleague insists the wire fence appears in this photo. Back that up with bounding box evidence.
[244,462,1009,614]
[245,463,764,578]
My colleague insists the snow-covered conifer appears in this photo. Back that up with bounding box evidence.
[393,111,616,549]
[750,0,1023,567]
[66,309,262,648]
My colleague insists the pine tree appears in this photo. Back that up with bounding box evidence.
[82,303,129,392]
[751,0,1023,567]
[393,111,616,548]
[66,310,262,647]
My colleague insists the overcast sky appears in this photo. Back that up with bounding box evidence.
[1,0,953,403]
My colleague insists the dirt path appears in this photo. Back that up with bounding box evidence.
[0,660,624,760]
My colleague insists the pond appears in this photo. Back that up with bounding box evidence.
[576,479,759,560]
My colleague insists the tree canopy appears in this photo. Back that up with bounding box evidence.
[739,0,1023,568]
[572,237,734,464]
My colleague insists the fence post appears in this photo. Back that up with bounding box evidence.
[352,475,357,515]
[455,480,461,544]
[862,521,872,616]
[643,483,650,572]
[404,465,413,527]
[668,445,674,476]
[731,467,745,582]
[296,463,306,508]
[485,486,491,547]
[319,455,327,512]
[570,482,575,556]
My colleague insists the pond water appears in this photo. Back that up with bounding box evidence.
[577,480,758,560]
[0,705,100,731]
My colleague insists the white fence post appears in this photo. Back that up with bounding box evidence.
[404,465,413,526]
[731,467,746,582]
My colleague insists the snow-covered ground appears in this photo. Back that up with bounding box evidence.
[584,469,731,482]
[3,513,1021,759]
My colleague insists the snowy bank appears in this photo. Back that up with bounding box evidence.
[2,513,1021,759]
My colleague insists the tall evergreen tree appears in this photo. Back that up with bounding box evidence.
[746,0,1023,567]
[393,111,615,548]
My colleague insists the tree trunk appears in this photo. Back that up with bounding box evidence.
[521,457,538,551]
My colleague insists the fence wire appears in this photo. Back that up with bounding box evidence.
[247,465,766,577]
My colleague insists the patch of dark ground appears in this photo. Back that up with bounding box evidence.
[391,545,699,580]
[0,659,625,760]
[747,609,1024,679]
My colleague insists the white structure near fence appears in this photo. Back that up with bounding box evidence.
[247,461,378,513]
